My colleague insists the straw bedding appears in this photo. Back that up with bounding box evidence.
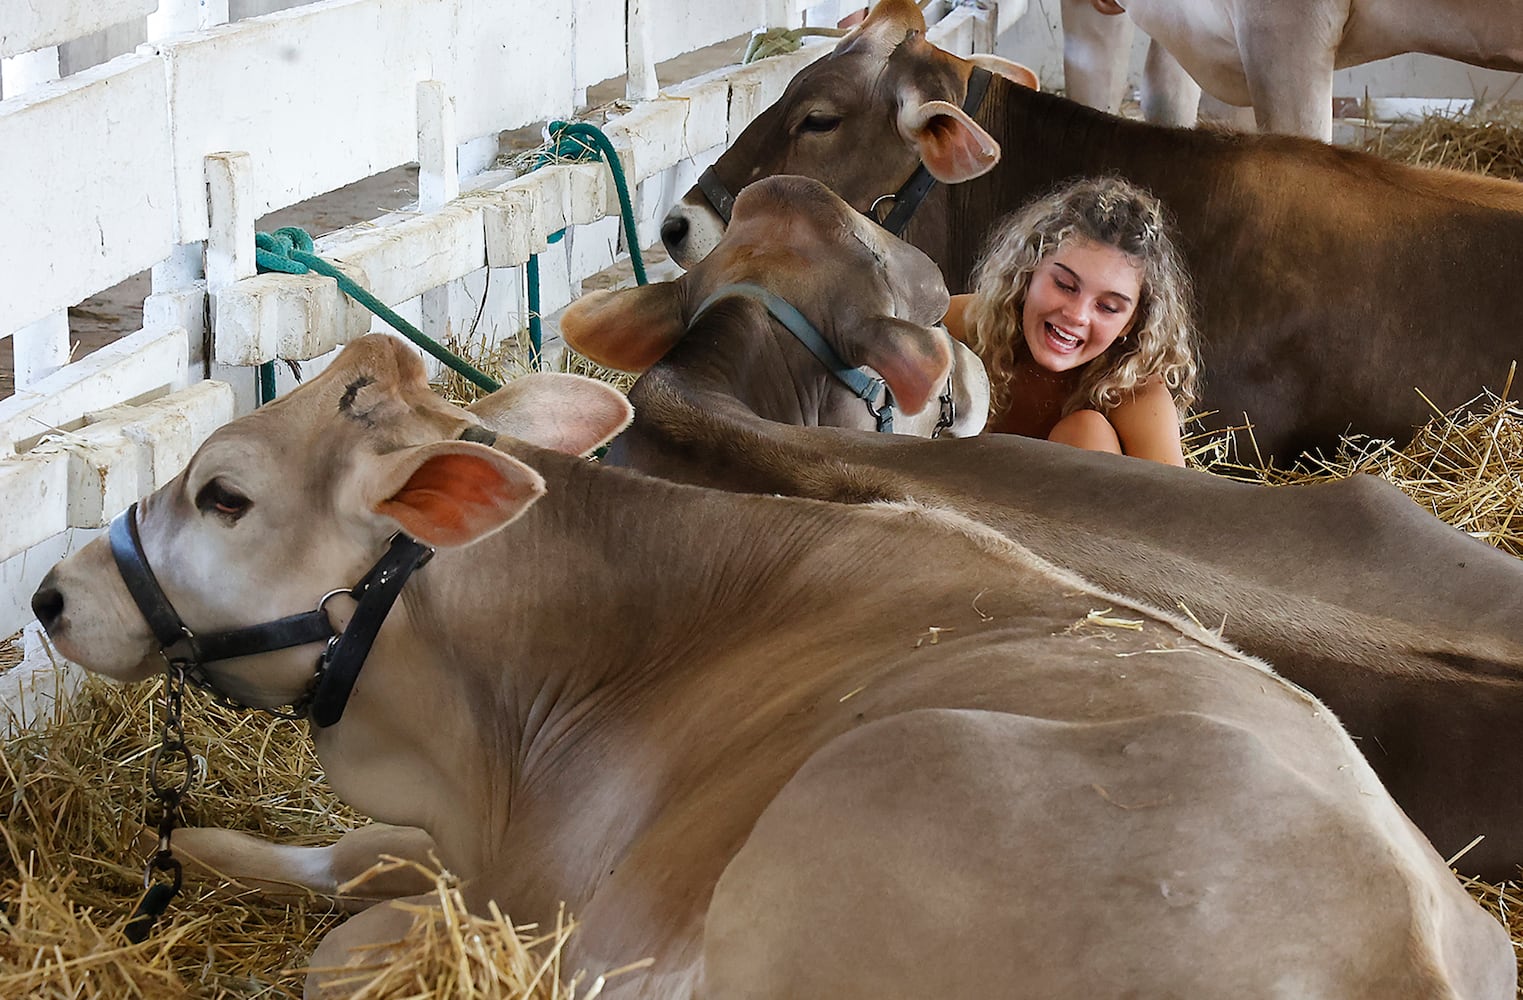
[7,107,1523,997]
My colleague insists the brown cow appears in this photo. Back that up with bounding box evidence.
[566,174,1523,882]
[660,0,1523,461]
[562,175,988,474]
[29,334,1514,998]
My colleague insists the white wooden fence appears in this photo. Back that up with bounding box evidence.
[0,0,1012,650]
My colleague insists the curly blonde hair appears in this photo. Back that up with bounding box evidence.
[964,175,1199,421]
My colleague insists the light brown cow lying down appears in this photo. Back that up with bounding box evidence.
[564,175,1523,883]
[30,335,1513,998]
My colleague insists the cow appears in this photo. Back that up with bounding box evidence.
[560,175,989,474]
[1085,0,1523,141]
[28,334,1515,998]
[566,174,1523,882]
[659,0,1523,461]
[1058,0,1243,129]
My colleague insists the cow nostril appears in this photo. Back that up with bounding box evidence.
[660,214,689,248]
[31,585,64,632]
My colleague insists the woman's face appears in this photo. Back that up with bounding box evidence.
[1021,237,1143,373]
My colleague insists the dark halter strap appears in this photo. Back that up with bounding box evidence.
[695,65,993,238]
[109,508,335,666]
[109,502,433,727]
[93,394,537,732]
[692,282,897,432]
[879,66,991,235]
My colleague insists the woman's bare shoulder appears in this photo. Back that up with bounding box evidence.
[1109,377,1186,466]
[943,294,976,344]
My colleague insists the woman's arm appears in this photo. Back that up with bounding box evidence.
[1109,377,1187,466]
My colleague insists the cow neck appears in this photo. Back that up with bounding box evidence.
[616,366,909,503]
[691,284,898,432]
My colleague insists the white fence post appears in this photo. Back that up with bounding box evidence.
[3,46,71,390]
[147,0,230,38]
[13,315,71,391]
[626,0,659,102]
[205,151,259,411]
[419,80,461,371]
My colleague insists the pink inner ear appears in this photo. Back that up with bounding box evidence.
[905,101,999,184]
[918,115,999,183]
[376,452,535,548]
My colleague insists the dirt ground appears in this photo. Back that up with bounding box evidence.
[0,34,751,401]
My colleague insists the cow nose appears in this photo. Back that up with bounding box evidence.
[660,213,689,250]
[31,574,64,633]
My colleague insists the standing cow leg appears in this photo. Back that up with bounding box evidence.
[1237,14,1339,140]
[1139,39,1202,127]
[1060,0,1134,113]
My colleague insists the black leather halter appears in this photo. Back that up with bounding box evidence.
[108,502,433,729]
[695,65,992,238]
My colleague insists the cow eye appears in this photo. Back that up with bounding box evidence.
[195,479,252,521]
[799,112,842,134]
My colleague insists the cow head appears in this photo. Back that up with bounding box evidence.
[562,175,988,436]
[30,336,631,710]
[661,0,1035,268]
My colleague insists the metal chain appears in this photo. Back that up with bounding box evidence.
[124,663,197,943]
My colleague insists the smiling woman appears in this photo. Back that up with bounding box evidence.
[942,175,1200,466]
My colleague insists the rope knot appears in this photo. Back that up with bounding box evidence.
[254,226,317,275]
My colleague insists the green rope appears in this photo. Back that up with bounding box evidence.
[254,228,502,393]
[250,122,646,395]
[743,26,848,64]
[539,121,647,287]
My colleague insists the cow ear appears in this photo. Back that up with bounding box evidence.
[967,54,1039,90]
[466,373,633,457]
[368,441,545,548]
[1091,0,1127,15]
[841,317,953,415]
[898,99,1000,183]
[560,285,686,373]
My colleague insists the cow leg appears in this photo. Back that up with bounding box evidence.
[147,822,441,911]
[1060,0,1133,113]
[303,894,433,999]
[1236,11,1339,140]
[1139,39,1202,127]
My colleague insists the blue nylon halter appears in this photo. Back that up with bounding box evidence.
[693,282,896,432]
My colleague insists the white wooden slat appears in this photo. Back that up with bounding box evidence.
[0,54,174,335]
[0,0,155,60]
[85,380,238,490]
[482,163,611,267]
[30,380,238,529]
[155,0,454,244]
[453,0,577,141]
[601,82,730,185]
[649,0,766,65]
[571,0,625,92]
[0,450,69,563]
[0,327,190,454]
[710,39,832,137]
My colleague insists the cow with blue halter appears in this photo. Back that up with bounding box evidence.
[554,174,990,486]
